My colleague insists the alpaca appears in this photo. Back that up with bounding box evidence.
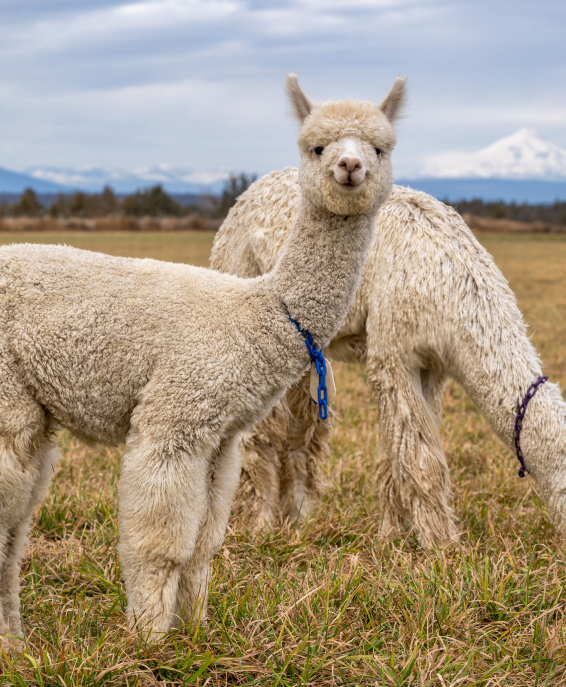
[0,73,406,646]
[211,175,566,548]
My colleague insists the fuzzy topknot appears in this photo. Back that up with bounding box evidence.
[298,99,398,154]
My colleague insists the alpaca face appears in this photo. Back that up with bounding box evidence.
[299,118,395,216]
[285,73,407,217]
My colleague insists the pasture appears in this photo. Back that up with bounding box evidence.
[1,231,566,685]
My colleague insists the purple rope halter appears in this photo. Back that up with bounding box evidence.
[514,375,548,478]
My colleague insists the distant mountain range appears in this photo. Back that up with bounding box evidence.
[394,178,566,204]
[2,129,566,203]
[402,129,566,202]
[0,167,70,194]
[0,164,229,196]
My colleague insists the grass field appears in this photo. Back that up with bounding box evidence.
[1,231,566,685]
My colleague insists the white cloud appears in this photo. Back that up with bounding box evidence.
[0,0,565,179]
[0,0,241,61]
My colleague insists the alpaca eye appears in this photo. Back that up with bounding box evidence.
[314,146,324,156]
[375,148,382,155]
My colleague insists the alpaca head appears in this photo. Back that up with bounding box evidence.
[286,73,406,216]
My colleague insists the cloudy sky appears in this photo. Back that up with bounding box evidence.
[0,0,564,179]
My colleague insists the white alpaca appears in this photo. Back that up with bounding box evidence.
[0,73,406,645]
[211,175,566,548]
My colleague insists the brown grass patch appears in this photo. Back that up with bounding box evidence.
[0,215,221,233]
[464,213,566,234]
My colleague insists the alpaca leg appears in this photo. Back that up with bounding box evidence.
[0,441,59,647]
[369,363,457,548]
[0,377,52,648]
[118,444,206,636]
[118,434,212,636]
[232,394,293,530]
[279,372,332,523]
[233,372,332,530]
[232,433,281,530]
[177,435,241,624]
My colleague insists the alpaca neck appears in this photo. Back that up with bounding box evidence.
[266,197,375,349]
[458,356,566,533]
[519,385,566,531]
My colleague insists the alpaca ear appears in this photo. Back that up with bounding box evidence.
[285,71,313,123]
[377,76,407,123]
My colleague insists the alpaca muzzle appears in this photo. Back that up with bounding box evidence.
[335,152,365,186]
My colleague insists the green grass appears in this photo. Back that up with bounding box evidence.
[1,232,566,685]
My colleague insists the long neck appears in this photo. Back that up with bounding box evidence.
[518,385,566,533]
[266,197,375,348]
[453,333,566,534]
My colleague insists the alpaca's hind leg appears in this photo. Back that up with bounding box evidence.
[233,393,293,530]
[0,379,53,648]
[118,433,240,637]
[0,440,58,647]
[177,435,241,624]
[368,360,457,548]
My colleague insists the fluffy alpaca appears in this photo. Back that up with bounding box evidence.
[0,74,406,646]
[211,175,566,548]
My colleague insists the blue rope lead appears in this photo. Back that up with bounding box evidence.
[283,303,328,420]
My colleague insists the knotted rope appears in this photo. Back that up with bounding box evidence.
[514,375,548,477]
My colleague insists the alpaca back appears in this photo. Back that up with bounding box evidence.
[211,167,300,278]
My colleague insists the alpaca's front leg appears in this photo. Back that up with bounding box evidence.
[177,435,241,623]
[118,432,213,637]
[119,432,242,637]
[367,356,457,548]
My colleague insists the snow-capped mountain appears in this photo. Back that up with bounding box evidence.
[0,166,70,194]
[421,129,566,180]
[25,164,231,194]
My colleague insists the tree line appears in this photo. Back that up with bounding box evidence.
[447,198,566,225]
[3,178,565,226]
[0,173,257,220]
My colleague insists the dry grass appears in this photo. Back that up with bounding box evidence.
[463,214,566,235]
[0,216,221,233]
[0,231,216,268]
[1,232,566,685]
[2,213,565,236]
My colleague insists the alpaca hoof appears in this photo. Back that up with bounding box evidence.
[377,511,406,541]
[235,503,276,533]
[285,502,309,526]
[417,530,460,550]
[1,633,25,654]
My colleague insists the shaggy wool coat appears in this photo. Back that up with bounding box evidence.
[211,168,566,547]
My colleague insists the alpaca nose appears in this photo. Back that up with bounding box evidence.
[337,154,362,173]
